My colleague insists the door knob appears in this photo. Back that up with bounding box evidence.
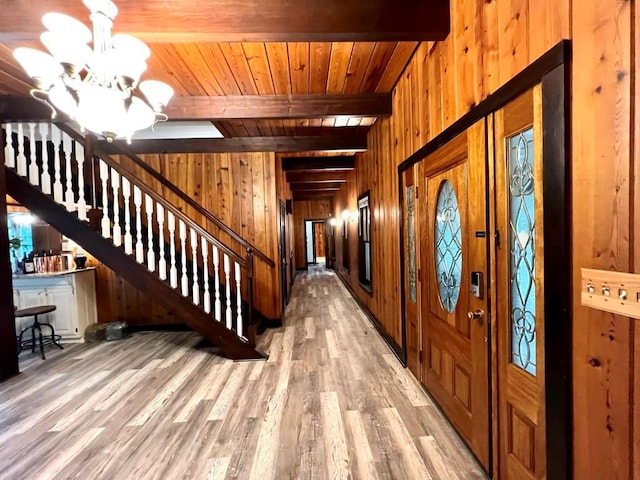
[467,309,485,322]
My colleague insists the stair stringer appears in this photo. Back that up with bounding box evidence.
[6,167,266,360]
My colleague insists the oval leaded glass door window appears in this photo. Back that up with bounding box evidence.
[434,180,462,313]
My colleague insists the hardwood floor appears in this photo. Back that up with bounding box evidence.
[0,267,486,479]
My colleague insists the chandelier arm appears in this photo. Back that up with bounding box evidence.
[30,89,59,120]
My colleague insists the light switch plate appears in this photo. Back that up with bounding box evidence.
[581,268,640,319]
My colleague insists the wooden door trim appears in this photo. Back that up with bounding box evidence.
[398,41,572,479]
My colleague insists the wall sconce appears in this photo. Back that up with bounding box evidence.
[341,209,359,224]
[329,217,337,227]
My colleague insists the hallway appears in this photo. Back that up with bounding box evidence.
[0,268,485,479]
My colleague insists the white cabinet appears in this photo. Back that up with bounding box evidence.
[13,269,98,343]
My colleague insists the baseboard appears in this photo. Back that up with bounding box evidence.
[334,271,405,365]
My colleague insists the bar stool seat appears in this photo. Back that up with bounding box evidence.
[15,305,64,360]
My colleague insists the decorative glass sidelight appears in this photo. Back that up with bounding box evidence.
[407,186,417,302]
[508,128,537,376]
[434,180,462,313]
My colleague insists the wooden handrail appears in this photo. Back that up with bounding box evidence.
[60,127,247,268]
[94,138,275,267]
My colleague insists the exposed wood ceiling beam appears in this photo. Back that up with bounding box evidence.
[289,183,344,191]
[99,136,366,155]
[292,192,336,201]
[0,1,450,43]
[282,156,355,171]
[0,94,389,122]
[165,94,391,120]
[286,172,349,183]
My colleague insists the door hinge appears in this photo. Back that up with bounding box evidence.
[415,185,418,199]
[418,268,422,282]
[495,229,501,249]
[419,350,423,363]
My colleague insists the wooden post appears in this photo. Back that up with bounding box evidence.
[0,128,19,381]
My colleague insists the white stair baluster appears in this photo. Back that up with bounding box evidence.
[157,204,167,280]
[51,126,63,202]
[28,123,38,185]
[167,212,178,288]
[75,142,87,220]
[16,123,27,177]
[121,177,132,254]
[213,246,221,322]
[224,254,232,329]
[179,220,188,296]
[111,170,121,246]
[145,194,155,271]
[4,123,15,168]
[190,228,199,305]
[99,160,110,238]
[235,261,243,338]
[134,186,144,263]
[201,238,210,314]
[62,134,74,211]
[38,124,51,194]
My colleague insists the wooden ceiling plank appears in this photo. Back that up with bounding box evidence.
[375,41,419,92]
[212,121,234,138]
[0,1,451,43]
[282,156,355,171]
[360,42,397,93]
[242,43,276,95]
[255,119,275,137]
[195,43,243,95]
[289,42,310,95]
[163,93,392,120]
[149,44,210,96]
[265,43,292,95]
[309,42,331,94]
[343,42,376,94]
[99,137,366,155]
[286,171,349,183]
[144,46,191,96]
[171,43,225,95]
[218,43,260,95]
[327,42,355,94]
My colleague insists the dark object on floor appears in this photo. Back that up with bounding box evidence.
[15,305,64,360]
[84,323,108,342]
[105,322,129,341]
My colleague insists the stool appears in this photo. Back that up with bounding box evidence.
[15,305,64,360]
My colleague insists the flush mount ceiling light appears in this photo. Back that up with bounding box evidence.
[13,0,174,143]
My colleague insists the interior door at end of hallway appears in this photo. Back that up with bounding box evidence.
[420,123,490,470]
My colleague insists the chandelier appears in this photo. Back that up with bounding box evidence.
[13,0,174,143]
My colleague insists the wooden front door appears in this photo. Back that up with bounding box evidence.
[494,87,546,480]
[420,120,490,469]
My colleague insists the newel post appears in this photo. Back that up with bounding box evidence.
[246,248,256,346]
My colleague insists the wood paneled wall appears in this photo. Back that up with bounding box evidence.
[95,151,282,324]
[292,200,333,269]
[333,1,640,478]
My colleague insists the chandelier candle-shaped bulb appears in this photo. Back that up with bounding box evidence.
[12,0,174,143]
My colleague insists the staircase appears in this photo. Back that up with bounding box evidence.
[2,122,266,360]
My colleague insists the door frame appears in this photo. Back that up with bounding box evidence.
[397,40,571,479]
[304,218,327,265]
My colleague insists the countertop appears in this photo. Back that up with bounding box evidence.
[12,267,96,279]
